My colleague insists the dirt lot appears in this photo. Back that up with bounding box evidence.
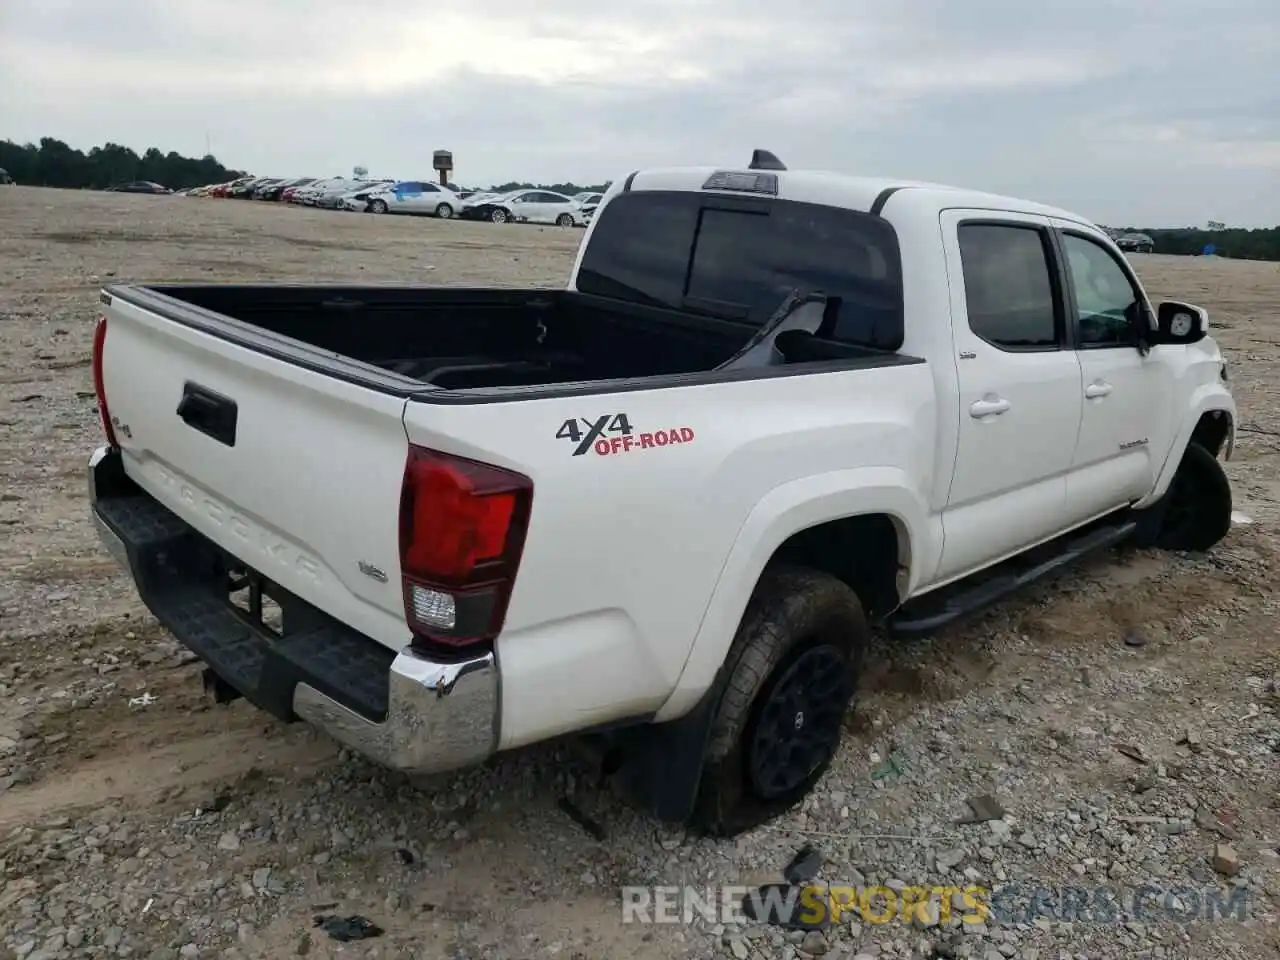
[1,186,1278,960]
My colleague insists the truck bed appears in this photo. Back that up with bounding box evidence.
[109,284,908,396]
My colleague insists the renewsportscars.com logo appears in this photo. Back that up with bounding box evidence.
[621,883,1252,926]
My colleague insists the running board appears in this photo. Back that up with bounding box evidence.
[887,518,1137,636]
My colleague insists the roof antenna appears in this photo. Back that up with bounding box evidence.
[748,149,786,171]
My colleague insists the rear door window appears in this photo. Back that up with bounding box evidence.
[956,223,1063,350]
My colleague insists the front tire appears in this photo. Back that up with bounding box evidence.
[689,566,866,837]
[490,207,509,224]
[556,213,574,227]
[1131,441,1233,552]
[369,199,388,214]
[435,203,454,219]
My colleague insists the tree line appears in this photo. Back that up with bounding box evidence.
[1118,226,1280,263]
[0,137,246,191]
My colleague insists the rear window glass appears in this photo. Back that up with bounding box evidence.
[575,190,904,349]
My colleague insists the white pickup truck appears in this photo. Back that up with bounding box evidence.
[87,150,1236,836]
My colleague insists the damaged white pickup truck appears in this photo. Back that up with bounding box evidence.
[88,150,1236,836]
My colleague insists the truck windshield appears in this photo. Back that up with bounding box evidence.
[576,189,905,350]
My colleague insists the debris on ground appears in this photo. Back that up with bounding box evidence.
[869,752,905,781]
[958,793,1008,824]
[1212,843,1241,876]
[783,843,824,884]
[1123,630,1148,648]
[313,915,384,942]
[1113,742,1150,763]
[1178,728,1205,751]
[1196,809,1243,841]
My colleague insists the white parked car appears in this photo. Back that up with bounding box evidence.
[356,181,460,219]
[295,178,373,206]
[577,193,604,227]
[459,191,502,208]
[292,179,345,205]
[338,185,387,212]
[461,189,584,225]
[318,180,391,209]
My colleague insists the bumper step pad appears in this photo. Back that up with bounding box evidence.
[95,493,395,723]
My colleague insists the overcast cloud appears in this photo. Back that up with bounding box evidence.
[1,0,1276,225]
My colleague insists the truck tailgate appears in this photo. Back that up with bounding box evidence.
[98,294,413,651]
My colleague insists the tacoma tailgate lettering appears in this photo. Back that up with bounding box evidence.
[153,464,324,586]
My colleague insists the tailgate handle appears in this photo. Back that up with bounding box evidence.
[176,381,238,447]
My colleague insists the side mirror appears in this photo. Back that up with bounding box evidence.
[1153,301,1209,345]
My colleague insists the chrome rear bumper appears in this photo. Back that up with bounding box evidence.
[88,444,498,775]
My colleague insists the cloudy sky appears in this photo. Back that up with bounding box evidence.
[2,0,1276,226]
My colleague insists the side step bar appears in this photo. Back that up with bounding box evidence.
[888,518,1137,636]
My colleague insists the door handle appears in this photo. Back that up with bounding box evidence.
[176,381,238,447]
[1084,381,1113,399]
[969,397,1011,418]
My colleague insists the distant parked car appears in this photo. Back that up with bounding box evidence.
[243,178,287,199]
[339,185,385,212]
[105,181,172,194]
[256,177,314,201]
[1115,233,1154,254]
[356,181,460,218]
[286,178,351,204]
[205,177,254,198]
[228,178,273,198]
[459,191,502,209]
[576,193,604,225]
[458,189,584,225]
[249,178,290,199]
[295,178,370,207]
[317,180,391,209]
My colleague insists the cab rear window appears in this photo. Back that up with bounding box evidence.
[576,190,904,350]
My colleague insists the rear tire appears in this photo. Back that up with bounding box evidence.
[688,566,866,837]
[1131,441,1232,552]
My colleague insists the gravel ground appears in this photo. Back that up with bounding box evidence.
[1,186,1278,960]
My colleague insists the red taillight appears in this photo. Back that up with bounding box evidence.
[398,446,532,652]
[91,315,118,447]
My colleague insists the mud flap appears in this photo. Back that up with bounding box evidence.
[608,668,727,823]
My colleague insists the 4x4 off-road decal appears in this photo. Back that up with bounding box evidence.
[555,414,695,457]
